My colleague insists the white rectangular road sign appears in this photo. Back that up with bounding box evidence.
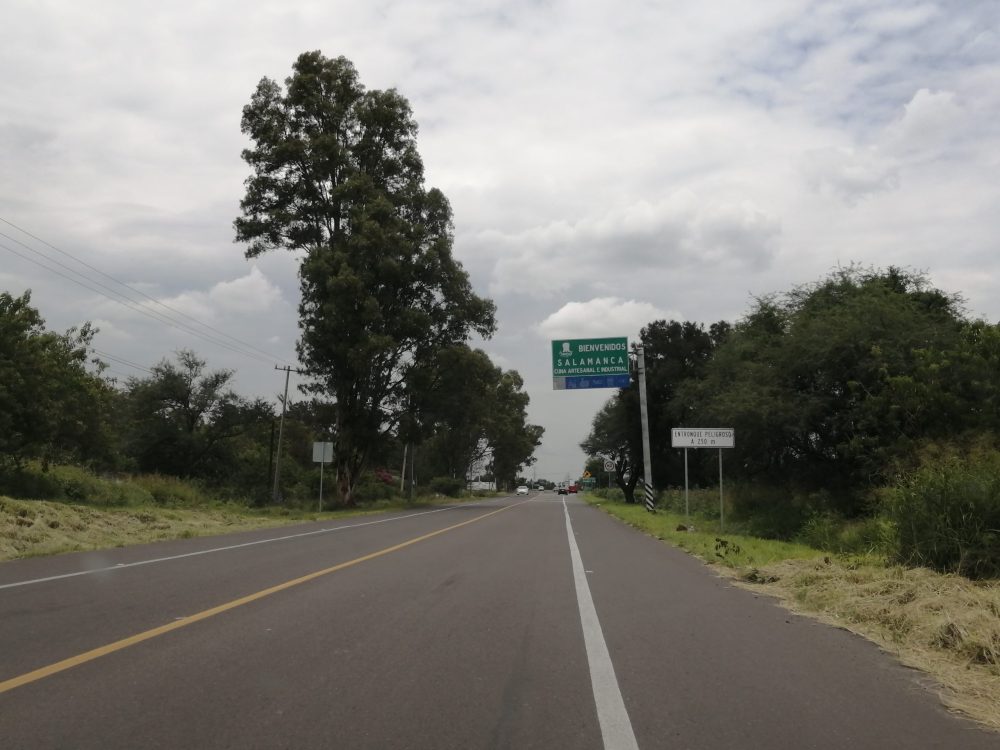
[312,442,334,463]
[671,428,734,448]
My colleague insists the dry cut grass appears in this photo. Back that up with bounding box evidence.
[0,497,307,560]
[736,559,1000,731]
[0,493,488,561]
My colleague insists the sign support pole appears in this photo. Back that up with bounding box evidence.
[319,458,324,512]
[671,428,733,530]
[684,448,689,522]
[637,346,654,512]
[719,448,724,533]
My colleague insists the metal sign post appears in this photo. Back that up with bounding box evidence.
[684,448,689,522]
[719,448,725,532]
[671,429,735,531]
[637,346,654,512]
[312,442,334,511]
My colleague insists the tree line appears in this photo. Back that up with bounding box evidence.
[582,266,1000,573]
[1,50,544,505]
[0,291,540,504]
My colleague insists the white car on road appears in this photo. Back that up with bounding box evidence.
[516,485,529,496]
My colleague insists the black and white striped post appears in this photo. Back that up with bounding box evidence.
[642,478,655,512]
[637,345,655,513]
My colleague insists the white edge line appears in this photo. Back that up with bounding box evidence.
[0,505,461,591]
[563,498,640,750]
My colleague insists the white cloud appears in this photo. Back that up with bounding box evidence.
[208,266,281,313]
[537,298,678,341]
[801,146,900,203]
[141,291,214,322]
[884,88,967,156]
[89,318,134,342]
[860,4,939,34]
[486,194,781,296]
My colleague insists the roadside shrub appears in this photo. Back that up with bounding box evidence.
[882,451,1000,578]
[0,463,153,506]
[132,474,207,507]
[428,476,465,498]
[795,512,890,556]
[0,464,64,500]
[728,484,813,540]
[659,487,722,518]
[353,471,401,503]
[590,487,626,502]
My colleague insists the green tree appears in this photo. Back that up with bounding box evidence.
[581,320,728,501]
[636,320,728,488]
[235,51,495,505]
[0,290,111,467]
[124,351,269,480]
[405,345,500,481]
[487,371,544,491]
[689,266,967,514]
[580,393,641,502]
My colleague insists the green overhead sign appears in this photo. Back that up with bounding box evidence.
[552,337,630,390]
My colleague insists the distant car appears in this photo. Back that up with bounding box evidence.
[516,485,529,496]
[568,484,578,494]
[557,486,568,495]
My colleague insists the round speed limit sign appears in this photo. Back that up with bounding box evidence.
[603,458,616,472]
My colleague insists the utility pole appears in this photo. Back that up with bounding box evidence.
[400,443,408,494]
[272,365,303,503]
[409,444,415,502]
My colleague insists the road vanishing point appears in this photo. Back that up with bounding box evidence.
[1,493,997,749]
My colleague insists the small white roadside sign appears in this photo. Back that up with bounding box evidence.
[312,442,334,463]
[671,428,736,532]
[312,442,334,512]
[671,428,734,448]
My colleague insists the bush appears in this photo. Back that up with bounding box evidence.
[658,487,723,518]
[0,463,153,506]
[353,471,401,503]
[728,484,814,540]
[132,474,208,506]
[0,464,65,500]
[882,450,1000,578]
[428,476,465,498]
[795,512,890,556]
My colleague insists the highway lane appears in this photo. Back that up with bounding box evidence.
[0,502,511,683]
[1,493,998,749]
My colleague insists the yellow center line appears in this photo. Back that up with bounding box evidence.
[0,497,532,695]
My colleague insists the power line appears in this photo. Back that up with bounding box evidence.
[0,216,291,363]
[90,348,154,375]
[0,237,279,365]
[0,216,295,366]
[102,367,133,382]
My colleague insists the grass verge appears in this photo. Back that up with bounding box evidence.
[0,494,488,562]
[586,495,1000,732]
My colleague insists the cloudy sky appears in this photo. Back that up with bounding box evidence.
[2,0,998,481]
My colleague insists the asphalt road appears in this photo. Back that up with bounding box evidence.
[1,494,997,749]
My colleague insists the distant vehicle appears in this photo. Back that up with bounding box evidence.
[557,486,568,495]
[568,483,578,494]
[516,485,529,496]
[535,484,545,491]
